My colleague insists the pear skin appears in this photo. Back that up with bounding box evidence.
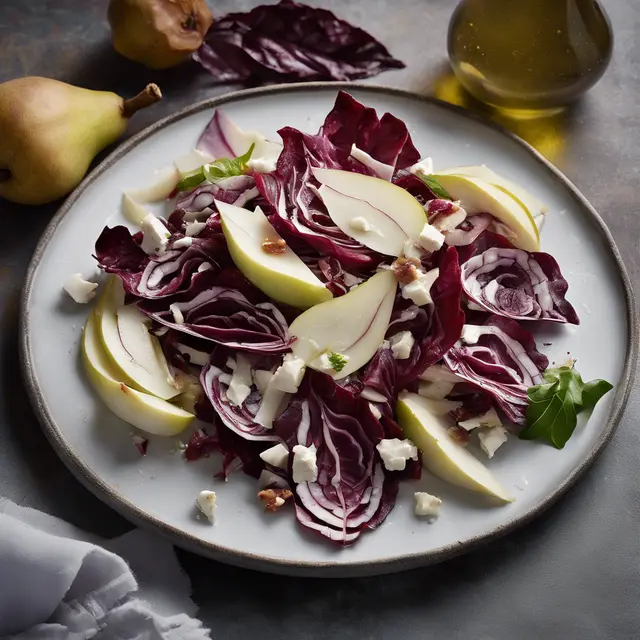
[0,78,161,205]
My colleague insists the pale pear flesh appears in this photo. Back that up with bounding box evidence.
[396,392,514,503]
[433,173,540,252]
[289,270,398,379]
[216,200,332,309]
[82,313,193,436]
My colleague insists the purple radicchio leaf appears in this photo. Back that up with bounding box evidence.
[319,91,420,171]
[254,126,385,269]
[387,246,465,388]
[94,226,230,300]
[274,370,397,545]
[137,268,292,354]
[458,231,579,324]
[200,345,281,442]
[443,315,549,424]
[192,1,404,85]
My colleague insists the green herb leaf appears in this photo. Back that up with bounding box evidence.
[419,174,452,200]
[328,352,348,373]
[176,144,255,192]
[519,365,613,449]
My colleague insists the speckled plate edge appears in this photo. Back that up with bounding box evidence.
[19,82,638,577]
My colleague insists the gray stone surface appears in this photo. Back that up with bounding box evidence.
[0,1,638,638]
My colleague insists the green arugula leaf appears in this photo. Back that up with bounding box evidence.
[176,144,255,192]
[419,174,452,200]
[328,352,348,373]
[519,365,613,449]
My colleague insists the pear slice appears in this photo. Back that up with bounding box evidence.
[312,168,427,256]
[289,270,397,379]
[216,200,333,309]
[433,174,540,252]
[436,165,548,219]
[82,313,193,436]
[95,277,178,400]
[396,392,514,503]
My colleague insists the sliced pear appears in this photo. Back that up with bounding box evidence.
[82,313,193,436]
[312,168,427,256]
[95,277,178,400]
[396,392,514,503]
[121,166,179,226]
[433,174,540,252]
[436,165,548,219]
[216,200,332,309]
[289,270,397,379]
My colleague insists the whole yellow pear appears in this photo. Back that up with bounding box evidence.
[0,77,161,205]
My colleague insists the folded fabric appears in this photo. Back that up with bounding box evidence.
[0,498,211,640]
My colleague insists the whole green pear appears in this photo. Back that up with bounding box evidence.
[0,77,162,205]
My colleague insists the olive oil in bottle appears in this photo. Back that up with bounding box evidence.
[448,0,613,116]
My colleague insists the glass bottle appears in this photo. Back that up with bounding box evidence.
[447,0,613,116]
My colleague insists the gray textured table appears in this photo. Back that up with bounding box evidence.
[1,1,638,638]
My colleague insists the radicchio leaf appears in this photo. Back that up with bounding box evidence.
[388,247,465,388]
[95,226,229,300]
[443,315,549,424]
[275,370,396,545]
[200,346,280,442]
[138,268,292,354]
[319,91,420,171]
[458,232,579,324]
[254,126,383,269]
[193,1,404,85]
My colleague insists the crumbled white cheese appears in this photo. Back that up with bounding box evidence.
[460,324,486,345]
[226,354,252,406]
[414,492,442,518]
[196,490,217,524]
[369,403,382,420]
[197,262,212,273]
[376,438,418,471]
[350,216,372,232]
[63,273,98,304]
[253,369,274,396]
[402,240,424,261]
[186,220,207,237]
[247,156,278,173]
[258,469,289,490]
[478,425,509,458]
[343,273,364,289]
[408,157,434,177]
[169,303,184,325]
[292,444,318,483]
[401,268,440,306]
[254,381,288,429]
[417,380,456,400]
[271,354,306,393]
[259,442,289,469]
[172,237,193,249]
[418,223,445,253]
[432,202,467,233]
[390,331,415,360]
[360,387,388,403]
[140,213,170,256]
[458,407,502,432]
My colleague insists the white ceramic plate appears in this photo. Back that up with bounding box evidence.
[21,84,636,577]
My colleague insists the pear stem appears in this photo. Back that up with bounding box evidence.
[0,169,10,182]
[122,84,162,119]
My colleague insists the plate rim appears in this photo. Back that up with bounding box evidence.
[19,81,638,577]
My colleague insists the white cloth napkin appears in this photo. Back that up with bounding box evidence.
[0,498,211,640]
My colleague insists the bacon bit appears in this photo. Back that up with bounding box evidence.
[258,488,293,512]
[261,237,287,255]
[448,426,470,446]
[391,257,420,284]
[132,435,149,456]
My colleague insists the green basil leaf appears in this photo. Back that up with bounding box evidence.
[176,167,207,192]
[420,174,452,200]
[519,365,613,449]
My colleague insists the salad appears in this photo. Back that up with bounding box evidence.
[71,91,613,544]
